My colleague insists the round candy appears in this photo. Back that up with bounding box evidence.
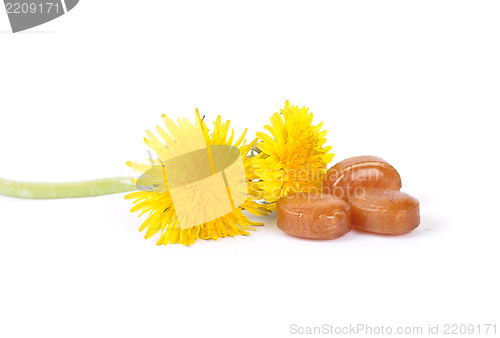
[349,188,420,235]
[322,156,402,201]
[277,192,352,240]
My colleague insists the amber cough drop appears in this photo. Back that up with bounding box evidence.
[349,188,420,235]
[277,193,352,240]
[322,156,402,201]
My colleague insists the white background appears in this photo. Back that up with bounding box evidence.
[1,1,499,337]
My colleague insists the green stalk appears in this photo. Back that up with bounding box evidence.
[0,177,137,199]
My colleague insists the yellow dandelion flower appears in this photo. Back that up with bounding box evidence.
[125,110,269,246]
[252,101,335,209]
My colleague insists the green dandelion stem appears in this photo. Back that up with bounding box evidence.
[0,176,137,199]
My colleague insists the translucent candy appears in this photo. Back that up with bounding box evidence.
[322,156,402,201]
[349,188,420,235]
[277,193,352,239]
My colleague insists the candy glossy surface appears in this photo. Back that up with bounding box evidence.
[322,156,402,201]
[349,188,420,235]
[277,193,352,239]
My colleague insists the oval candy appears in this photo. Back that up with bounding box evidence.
[277,192,352,240]
[322,156,402,201]
[349,188,420,235]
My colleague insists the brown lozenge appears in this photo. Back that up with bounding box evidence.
[322,156,402,201]
[277,192,352,240]
[349,188,420,235]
